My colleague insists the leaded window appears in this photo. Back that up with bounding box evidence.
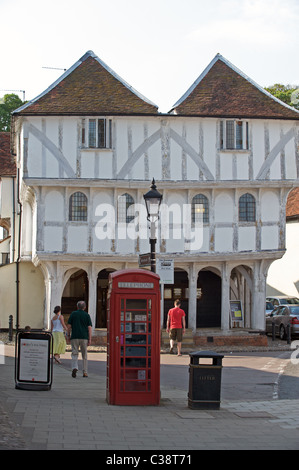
[118,193,135,224]
[69,192,88,221]
[239,193,256,222]
[192,194,209,224]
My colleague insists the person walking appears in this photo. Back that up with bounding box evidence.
[51,306,67,364]
[166,299,186,356]
[67,300,92,378]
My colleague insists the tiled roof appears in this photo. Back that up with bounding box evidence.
[171,54,299,120]
[14,51,158,116]
[0,132,16,176]
[286,188,299,219]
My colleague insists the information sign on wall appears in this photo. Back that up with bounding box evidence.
[229,300,243,322]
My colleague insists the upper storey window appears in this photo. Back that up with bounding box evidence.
[81,118,112,149]
[69,192,88,221]
[220,120,249,150]
[239,193,256,222]
[191,194,209,224]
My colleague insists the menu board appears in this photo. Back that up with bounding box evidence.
[15,332,52,390]
[19,338,49,382]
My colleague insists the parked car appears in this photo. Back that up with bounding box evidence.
[266,301,274,317]
[265,305,299,339]
[266,296,299,308]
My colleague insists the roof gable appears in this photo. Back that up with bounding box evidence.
[171,54,299,120]
[0,132,16,176]
[14,51,158,116]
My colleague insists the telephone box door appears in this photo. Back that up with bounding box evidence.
[107,270,160,406]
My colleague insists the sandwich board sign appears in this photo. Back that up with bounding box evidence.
[15,330,53,391]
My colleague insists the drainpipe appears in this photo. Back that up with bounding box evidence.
[16,167,22,332]
[12,176,15,264]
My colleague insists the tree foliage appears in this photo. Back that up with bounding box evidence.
[0,94,24,132]
[265,84,299,110]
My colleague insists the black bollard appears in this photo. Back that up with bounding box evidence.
[8,315,13,341]
[287,323,291,345]
[272,320,275,341]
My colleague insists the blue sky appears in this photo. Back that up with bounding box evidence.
[1,0,299,112]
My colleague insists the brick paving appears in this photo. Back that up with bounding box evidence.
[1,346,299,451]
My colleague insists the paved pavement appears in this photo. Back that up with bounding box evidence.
[1,345,299,451]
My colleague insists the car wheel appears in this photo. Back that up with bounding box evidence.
[279,325,286,340]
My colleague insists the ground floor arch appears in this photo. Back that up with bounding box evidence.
[196,268,221,328]
[96,268,116,328]
[61,268,89,322]
[163,268,189,327]
[38,253,282,339]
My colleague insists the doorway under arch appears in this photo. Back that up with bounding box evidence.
[163,269,189,328]
[196,268,221,328]
[96,268,116,328]
[61,269,89,322]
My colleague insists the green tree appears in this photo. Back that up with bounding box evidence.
[0,93,24,132]
[265,84,299,110]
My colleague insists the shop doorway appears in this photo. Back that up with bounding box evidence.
[61,269,89,323]
[96,269,115,328]
[196,269,221,328]
[163,269,188,328]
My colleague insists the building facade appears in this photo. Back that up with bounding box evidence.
[6,51,299,340]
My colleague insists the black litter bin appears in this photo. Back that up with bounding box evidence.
[188,350,224,410]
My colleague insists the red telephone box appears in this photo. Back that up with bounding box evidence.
[107,269,161,405]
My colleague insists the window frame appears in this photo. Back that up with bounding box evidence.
[118,193,135,224]
[81,117,113,149]
[191,194,209,224]
[69,191,88,222]
[220,119,249,151]
[238,193,256,222]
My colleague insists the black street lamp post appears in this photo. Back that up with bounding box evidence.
[143,179,163,273]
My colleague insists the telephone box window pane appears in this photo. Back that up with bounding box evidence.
[125,358,147,367]
[125,346,147,356]
[126,312,147,321]
[126,299,147,309]
[132,323,146,333]
[125,382,146,392]
[125,335,147,345]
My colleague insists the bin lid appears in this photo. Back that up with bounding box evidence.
[189,350,224,359]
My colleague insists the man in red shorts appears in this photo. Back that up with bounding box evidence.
[166,299,186,356]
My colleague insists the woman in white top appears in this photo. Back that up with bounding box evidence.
[51,306,67,363]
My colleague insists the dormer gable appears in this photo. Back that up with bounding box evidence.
[13,51,159,116]
[170,54,299,120]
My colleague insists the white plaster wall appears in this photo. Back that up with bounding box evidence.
[239,226,256,251]
[23,116,298,183]
[0,178,13,218]
[214,192,234,223]
[252,121,265,179]
[260,190,280,222]
[261,226,279,250]
[45,190,64,221]
[44,226,63,252]
[68,226,88,252]
[215,227,233,252]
